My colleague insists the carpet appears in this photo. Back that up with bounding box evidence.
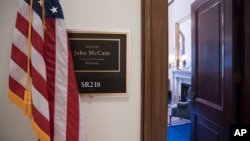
[167,123,191,141]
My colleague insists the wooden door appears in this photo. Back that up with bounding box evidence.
[191,0,236,140]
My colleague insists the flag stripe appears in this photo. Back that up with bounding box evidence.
[32,103,50,134]
[31,30,44,54]
[9,0,87,140]
[55,19,71,141]
[66,45,80,140]
[10,0,51,140]
[44,18,56,141]
[9,60,27,88]
[32,85,49,120]
[15,13,29,38]
[30,13,43,39]
[10,44,27,71]
[18,0,30,23]
[31,48,47,84]
[12,27,28,56]
[9,77,25,100]
[31,66,48,100]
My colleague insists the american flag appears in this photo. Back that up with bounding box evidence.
[8,0,87,140]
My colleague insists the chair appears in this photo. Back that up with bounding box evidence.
[169,86,192,125]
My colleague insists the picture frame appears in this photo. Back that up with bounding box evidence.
[175,15,191,69]
[168,0,174,5]
[67,30,129,97]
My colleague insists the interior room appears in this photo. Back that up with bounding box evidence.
[168,0,193,117]
[167,0,194,140]
[167,0,250,141]
[168,0,193,105]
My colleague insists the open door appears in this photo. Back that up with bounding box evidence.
[191,0,237,140]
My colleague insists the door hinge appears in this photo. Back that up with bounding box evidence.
[233,70,241,84]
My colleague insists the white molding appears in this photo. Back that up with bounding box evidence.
[171,69,191,104]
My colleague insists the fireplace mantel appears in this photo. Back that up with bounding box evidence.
[170,69,191,104]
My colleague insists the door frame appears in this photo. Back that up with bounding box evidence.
[141,0,168,141]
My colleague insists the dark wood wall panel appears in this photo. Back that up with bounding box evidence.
[242,0,250,123]
[191,0,233,140]
[194,114,223,141]
[196,0,223,106]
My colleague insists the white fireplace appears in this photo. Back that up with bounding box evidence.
[170,69,191,104]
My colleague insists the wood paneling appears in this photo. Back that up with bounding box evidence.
[191,0,235,140]
[141,0,168,141]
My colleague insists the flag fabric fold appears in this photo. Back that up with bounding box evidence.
[8,0,87,141]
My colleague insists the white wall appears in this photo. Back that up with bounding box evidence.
[0,0,141,141]
[168,0,195,91]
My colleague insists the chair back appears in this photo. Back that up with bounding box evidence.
[187,86,192,102]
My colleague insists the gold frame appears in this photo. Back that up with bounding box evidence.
[175,15,191,69]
